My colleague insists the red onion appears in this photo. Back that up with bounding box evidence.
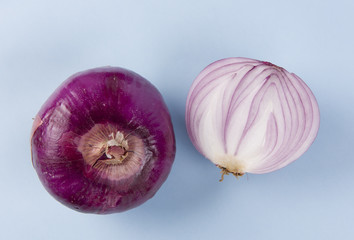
[31,67,175,213]
[186,57,319,180]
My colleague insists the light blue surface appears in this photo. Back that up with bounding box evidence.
[1,0,354,239]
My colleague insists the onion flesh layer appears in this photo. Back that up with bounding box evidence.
[186,58,320,176]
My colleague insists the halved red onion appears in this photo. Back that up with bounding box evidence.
[31,67,175,213]
[186,57,319,179]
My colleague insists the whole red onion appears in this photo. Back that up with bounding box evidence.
[31,67,175,214]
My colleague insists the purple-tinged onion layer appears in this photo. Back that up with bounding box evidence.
[186,57,319,178]
[31,67,175,214]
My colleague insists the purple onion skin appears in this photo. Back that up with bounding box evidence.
[31,67,176,214]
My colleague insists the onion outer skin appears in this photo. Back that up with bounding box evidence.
[31,67,175,214]
[186,57,320,176]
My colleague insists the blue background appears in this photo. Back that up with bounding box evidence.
[1,0,354,239]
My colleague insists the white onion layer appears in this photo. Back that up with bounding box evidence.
[186,58,320,174]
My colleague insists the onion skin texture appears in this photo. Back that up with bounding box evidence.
[186,57,320,176]
[31,67,175,214]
